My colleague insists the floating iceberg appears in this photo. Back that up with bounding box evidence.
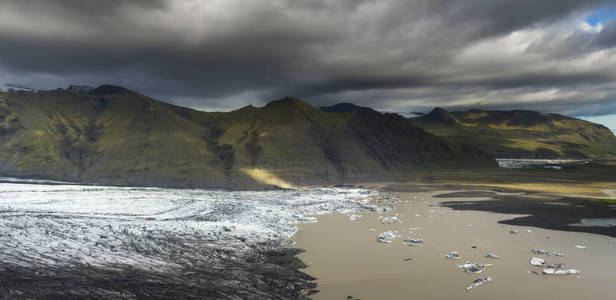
[543,268,580,275]
[444,251,460,259]
[458,261,493,274]
[466,277,491,291]
[532,249,564,257]
[530,257,545,266]
[379,215,399,224]
[458,261,493,269]
[465,266,484,274]
[404,238,424,246]
[377,231,401,243]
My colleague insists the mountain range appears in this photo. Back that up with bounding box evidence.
[410,108,616,159]
[0,86,496,189]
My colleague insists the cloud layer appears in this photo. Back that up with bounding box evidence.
[0,0,615,115]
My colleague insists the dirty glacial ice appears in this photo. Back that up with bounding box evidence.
[0,179,385,298]
[0,180,382,268]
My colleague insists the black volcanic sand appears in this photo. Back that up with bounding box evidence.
[382,182,529,194]
[436,191,616,237]
[0,242,316,299]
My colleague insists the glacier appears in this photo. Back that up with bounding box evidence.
[0,178,388,298]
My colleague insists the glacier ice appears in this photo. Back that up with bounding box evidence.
[0,180,388,272]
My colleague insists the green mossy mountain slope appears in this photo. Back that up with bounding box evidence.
[410,108,616,159]
[0,86,496,188]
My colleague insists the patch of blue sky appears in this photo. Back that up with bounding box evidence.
[586,4,616,26]
[579,114,616,133]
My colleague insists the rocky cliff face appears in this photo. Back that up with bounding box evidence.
[0,87,496,188]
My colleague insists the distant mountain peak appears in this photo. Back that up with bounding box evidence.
[320,103,375,113]
[67,85,94,93]
[430,107,447,113]
[263,97,313,109]
[425,107,458,124]
[89,85,132,95]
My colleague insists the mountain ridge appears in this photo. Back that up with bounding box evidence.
[320,103,375,113]
[0,86,496,189]
[410,107,616,159]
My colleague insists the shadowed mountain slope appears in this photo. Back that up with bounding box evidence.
[410,108,616,159]
[0,87,496,188]
[320,103,375,113]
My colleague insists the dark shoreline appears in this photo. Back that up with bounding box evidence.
[436,190,616,238]
[3,161,616,191]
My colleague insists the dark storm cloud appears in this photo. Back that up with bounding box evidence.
[4,0,168,17]
[0,0,615,115]
[597,19,616,46]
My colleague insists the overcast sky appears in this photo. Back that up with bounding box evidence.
[1,0,616,127]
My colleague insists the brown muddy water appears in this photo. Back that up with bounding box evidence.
[292,191,616,300]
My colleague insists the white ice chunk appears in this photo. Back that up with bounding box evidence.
[532,249,564,257]
[466,277,491,291]
[530,257,545,266]
[458,261,493,270]
[444,251,460,259]
[543,268,580,275]
[377,231,401,243]
[378,215,399,224]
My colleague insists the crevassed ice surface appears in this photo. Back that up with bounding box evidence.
[0,180,381,271]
